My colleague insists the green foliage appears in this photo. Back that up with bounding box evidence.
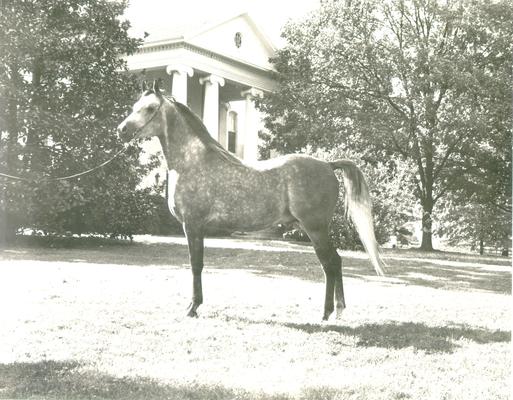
[438,192,511,253]
[259,0,512,250]
[0,0,159,239]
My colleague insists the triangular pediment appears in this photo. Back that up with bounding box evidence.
[185,13,276,71]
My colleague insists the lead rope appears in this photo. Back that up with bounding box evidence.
[0,144,130,182]
[0,98,164,183]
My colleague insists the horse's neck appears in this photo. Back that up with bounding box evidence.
[158,135,204,171]
[158,111,208,172]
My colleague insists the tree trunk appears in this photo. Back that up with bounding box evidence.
[0,68,21,245]
[419,198,434,251]
[0,87,6,246]
[0,206,15,245]
[0,197,7,246]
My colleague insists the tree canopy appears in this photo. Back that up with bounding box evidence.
[259,0,512,250]
[0,0,158,241]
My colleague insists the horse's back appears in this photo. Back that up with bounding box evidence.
[254,154,332,175]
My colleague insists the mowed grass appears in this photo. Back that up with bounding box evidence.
[0,235,510,400]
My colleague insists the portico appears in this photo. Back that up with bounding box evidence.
[124,12,276,186]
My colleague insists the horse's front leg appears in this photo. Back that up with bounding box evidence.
[184,226,204,317]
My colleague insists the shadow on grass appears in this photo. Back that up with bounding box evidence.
[0,360,292,400]
[227,316,510,354]
[0,360,415,400]
[1,239,511,294]
[280,320,511,354]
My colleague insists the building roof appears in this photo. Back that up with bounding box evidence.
[125,11,277,92]
[142,12,276,54]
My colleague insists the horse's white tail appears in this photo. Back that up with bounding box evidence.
[329,160,387,276]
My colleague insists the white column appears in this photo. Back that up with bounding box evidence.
[241,88,264,163]
[165,64,194,104]
[199,74,225,141]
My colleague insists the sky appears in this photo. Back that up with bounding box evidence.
[123,0,320,48]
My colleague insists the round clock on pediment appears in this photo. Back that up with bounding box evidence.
[234,32,242,48]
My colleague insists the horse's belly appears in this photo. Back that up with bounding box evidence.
[170,168,287,231]
[206,190,283,232]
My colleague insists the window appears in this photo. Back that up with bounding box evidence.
[234,32,242,48]
[227,111,237,153]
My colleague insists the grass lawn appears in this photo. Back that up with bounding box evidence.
[0,235,510,400]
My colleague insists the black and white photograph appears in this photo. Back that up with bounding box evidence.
[0,0,511,398]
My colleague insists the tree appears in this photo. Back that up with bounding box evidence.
[0,0,152,242]
[439,0,512,249]
[438,192,510,255]
[259,0,512,250]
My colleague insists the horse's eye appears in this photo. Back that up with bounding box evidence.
[147,106,156,113]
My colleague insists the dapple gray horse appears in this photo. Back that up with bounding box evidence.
[118,80,386,320]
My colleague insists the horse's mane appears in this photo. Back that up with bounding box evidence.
[164,95,244,167]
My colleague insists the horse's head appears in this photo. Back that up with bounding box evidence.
[117,80,165,139]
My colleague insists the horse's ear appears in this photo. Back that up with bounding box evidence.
[141,80,148,93]
[152,79,161,94]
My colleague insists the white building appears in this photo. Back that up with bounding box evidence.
[124,12,277,186]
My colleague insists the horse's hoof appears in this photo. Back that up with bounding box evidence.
[186,303,199,318]
[335,306,345,319]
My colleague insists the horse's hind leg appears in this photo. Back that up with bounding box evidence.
[183,225,204,317]
[302,223,345,321]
